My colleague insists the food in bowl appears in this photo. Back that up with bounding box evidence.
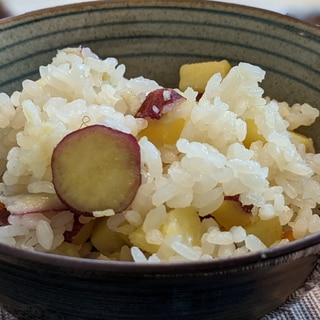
[0,47,319,262]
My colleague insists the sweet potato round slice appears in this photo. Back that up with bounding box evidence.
[51,125,141,214]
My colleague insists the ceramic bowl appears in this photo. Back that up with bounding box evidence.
[0,1,320,319]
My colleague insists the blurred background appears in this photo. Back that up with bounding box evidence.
[0,0,319,25]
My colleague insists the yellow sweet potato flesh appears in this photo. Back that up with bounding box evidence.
[243,119,266,148]
[72,219,95,245]
[179,60,231,93]
[129,207,203,255]
[162,207,203,247]
[138,114,185,148]
[91,217,128,255]
[211,200,252,230]
[245,217,282,247]
[51,242,81,258]
[129,227,160,254]
[289,131,315,153]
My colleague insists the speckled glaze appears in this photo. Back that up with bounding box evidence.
[0,1,320,319]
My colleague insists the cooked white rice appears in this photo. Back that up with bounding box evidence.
[0,47,319,262]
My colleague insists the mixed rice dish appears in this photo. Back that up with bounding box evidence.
[0,47,319,262]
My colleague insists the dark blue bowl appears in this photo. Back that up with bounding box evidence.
[0,1,320,319]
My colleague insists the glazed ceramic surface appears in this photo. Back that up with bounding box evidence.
[0,1,320,319]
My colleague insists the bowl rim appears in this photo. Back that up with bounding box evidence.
[0,0,319,33]
[0,0,320,273]
[0,232,319,274]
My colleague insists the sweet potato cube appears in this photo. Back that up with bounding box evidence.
[179,60,231,92]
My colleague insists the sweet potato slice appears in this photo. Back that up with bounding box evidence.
[135,88,185,119]
[51,125,141,214]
